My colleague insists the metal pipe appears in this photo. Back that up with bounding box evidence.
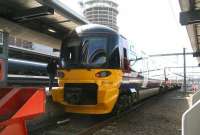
[149,52,193,57]
[183,48,187,93]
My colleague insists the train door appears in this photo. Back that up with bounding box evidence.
[0,30,8,86]
[119,37,130,73]
[118,36,131,88]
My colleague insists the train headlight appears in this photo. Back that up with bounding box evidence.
[95,71,111,78]
[57,71,65,78]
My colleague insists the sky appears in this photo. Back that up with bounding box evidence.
[60,0,200,79]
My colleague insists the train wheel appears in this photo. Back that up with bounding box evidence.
[159,86,164,94]
[112,94,129,116]
[128,94,132,108]
[129,92,137,106]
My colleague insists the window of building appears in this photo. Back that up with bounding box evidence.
[0,31,3,54]
[0,31,3,45]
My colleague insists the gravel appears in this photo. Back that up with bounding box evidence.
[93,90,192,135]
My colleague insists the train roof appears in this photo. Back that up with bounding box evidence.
[75,24,128,41]
[75,24,118,35]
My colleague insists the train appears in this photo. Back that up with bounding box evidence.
[6,58,50,86]
[8,58,47,76]
[0,24,181,114]
[50,24,181,115]
[0,42,60,86]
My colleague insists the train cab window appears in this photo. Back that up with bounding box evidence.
[123,48,130,71]
[60,39,81,67]
[60,36,108,68]
[82,37,107,65]
[123,48,127,58]
[109,47,120,68]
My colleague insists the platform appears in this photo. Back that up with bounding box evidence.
[93,90,193,135]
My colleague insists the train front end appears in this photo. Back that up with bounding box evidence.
[52,25,122,114]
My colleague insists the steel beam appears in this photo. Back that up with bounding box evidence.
[149,52,193,57]
[37,0,89,24]
[167,66,199,68]
[13,6,54,22]
[180,9,200,25]
[183,48,187,93]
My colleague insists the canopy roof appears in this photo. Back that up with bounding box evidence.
[0,0,89,49]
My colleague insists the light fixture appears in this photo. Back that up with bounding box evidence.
[48,28,56,33]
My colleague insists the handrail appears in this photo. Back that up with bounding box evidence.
[182,96,200,135]
[192,90,200,105]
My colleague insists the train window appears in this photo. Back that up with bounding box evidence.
[109,47,120,68]
[60,39,81,67]
[0,31,3,54]
[82,37,107,65]
[119,36,127,47]
[0,32,3,45]
[123,48,127,58]
[123,48,130,71]
[60,37,107,68]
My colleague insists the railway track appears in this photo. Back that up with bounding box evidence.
[30,90,167,135]
[77,103,144,135]
[76,93,161,135]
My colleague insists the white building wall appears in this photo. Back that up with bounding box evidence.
[32,43,53,55]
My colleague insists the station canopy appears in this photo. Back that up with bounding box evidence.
[0,0,89,49]
[179,0,200,63]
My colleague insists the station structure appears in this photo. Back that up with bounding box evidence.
[0,0,88,134]
[0,0,200,135]
[179,0,200,135]
[180,0,200,64]
[0,0,88,84]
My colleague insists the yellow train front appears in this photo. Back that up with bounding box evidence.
[52,24,161,114]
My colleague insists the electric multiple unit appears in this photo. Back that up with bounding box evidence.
[51,24,171,114]
[0,44,51,85]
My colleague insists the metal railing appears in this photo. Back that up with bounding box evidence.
[182,90,200,135]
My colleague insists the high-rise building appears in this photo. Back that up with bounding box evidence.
[82,0,118,31]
